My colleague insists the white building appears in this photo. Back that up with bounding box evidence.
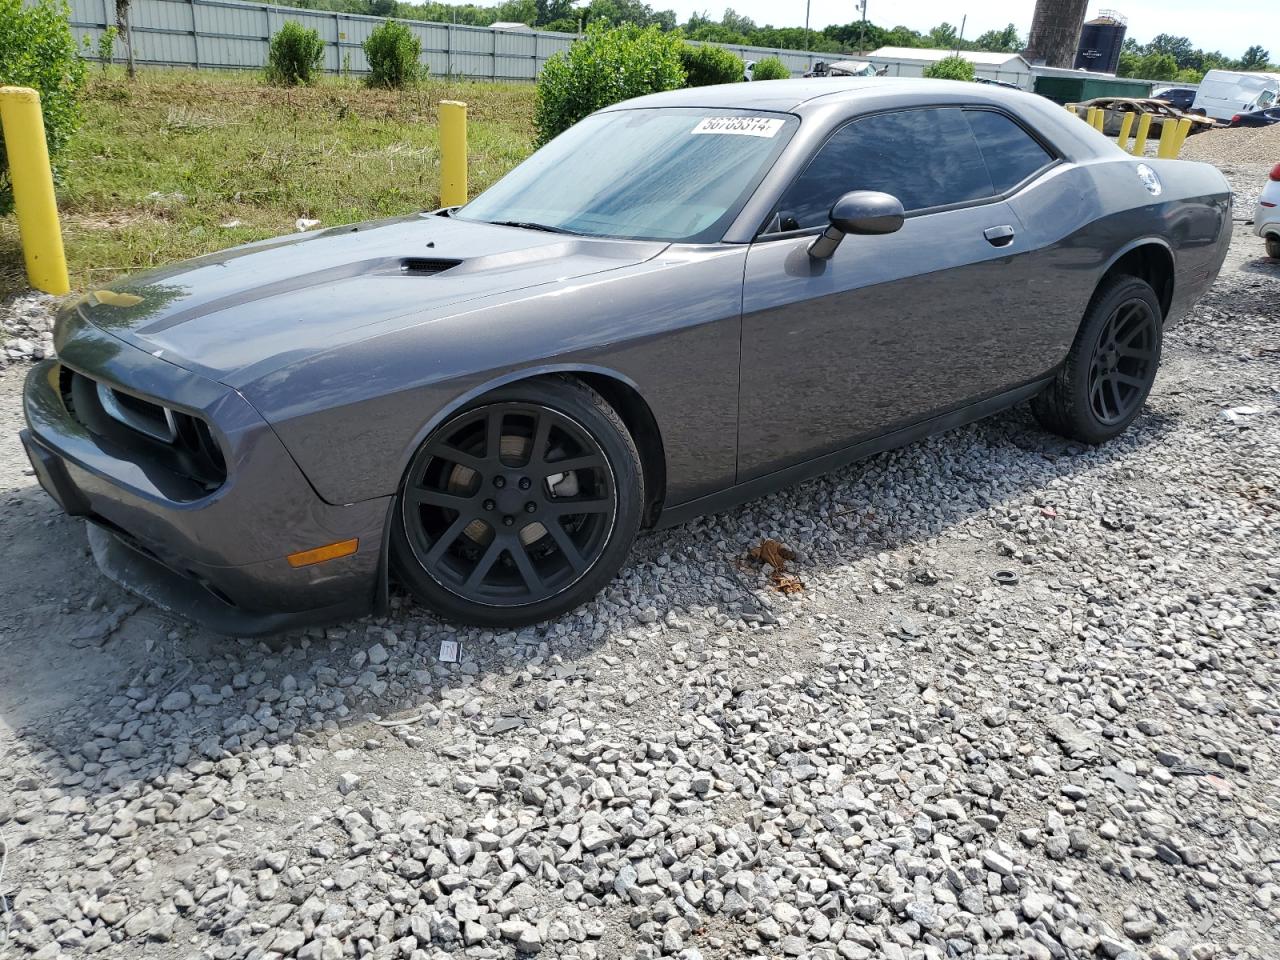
[866,47,1034,90]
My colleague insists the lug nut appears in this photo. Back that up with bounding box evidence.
[502,515,515,526]
[483,499,495,511]
[493,476,506,489]
[518,477,531,490]
[525,501,537,513]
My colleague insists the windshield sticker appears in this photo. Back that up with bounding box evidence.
[691,116,785,137]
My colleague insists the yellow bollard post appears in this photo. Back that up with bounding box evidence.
[1116,112,1135,152]
[1093,108,1107,132]
[1131,113,1152,155]
[0,87,69,296]
[1172,117,1192,157]
[1085,106,1098,128]
[1156,118,1178,158]
[438,100,467,208]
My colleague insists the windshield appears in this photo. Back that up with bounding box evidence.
[456,107,798,243]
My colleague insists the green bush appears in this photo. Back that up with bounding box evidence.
[266,20,325,86]
[922,55,975,81]
[680,42,743,87]
[0,0,86,215]
[535,23,685,145]
[364,20,424,89]
[749,56,790,81]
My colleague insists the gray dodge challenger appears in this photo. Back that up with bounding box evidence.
[21,79,1232,633]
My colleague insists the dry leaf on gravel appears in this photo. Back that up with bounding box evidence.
[747,538,805,594]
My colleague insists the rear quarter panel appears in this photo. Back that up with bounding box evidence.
[1009,155,1230,339]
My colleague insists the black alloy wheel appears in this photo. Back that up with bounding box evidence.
[1032,275,1164,444]
[1087,298,1159,426]
[392,379,643,626]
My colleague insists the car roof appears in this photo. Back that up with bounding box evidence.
[600,77,1028,115]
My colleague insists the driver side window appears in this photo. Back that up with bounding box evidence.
[771,107,994,231]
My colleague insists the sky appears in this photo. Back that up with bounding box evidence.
[661,0,1273,60]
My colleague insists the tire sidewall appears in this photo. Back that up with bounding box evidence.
[390,378,643,627]
[1063,277,1164,444]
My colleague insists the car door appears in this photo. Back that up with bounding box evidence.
[737,106,1059,482]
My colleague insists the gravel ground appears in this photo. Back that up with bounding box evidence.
[1182,125,1280,167]
[1,173,1278,960]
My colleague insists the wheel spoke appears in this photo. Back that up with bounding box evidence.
[464,537,505,589]
[530,412,552,466]
[424,514,469,566]
[435,444,487,473]
[507,538,544,591]
[1118,345,1154,361]
[485,409,504,461]
[408,487,475,511]
[545,497,612,517]
[537,454,604,477]
[1113,371,1146,389]
[1117,308,1151,345]
[544,519,586,573]
[1107,377,1124,417]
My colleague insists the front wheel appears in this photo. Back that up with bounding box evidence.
[1032,275,1163,444]
[391,378,643,627]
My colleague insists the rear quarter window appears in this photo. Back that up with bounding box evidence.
[964,110,1055,194]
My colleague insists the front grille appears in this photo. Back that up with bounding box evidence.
[59,366,228,499]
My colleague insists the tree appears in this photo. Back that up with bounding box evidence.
[115,0,135,78]
[927,22,958,49]
[1146,33,1193,69]
[719,8,756,35]
[882,25,925,48]
[1116,50,1141,78]
[1241,45,1271,70]
[1135,51,1178,81]
[534,0,572,26]
[974,23,1020,53]
[366,0,395,13]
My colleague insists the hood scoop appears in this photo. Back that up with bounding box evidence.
[401,257,460,275]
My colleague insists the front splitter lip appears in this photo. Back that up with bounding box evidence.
[87,522,373,637]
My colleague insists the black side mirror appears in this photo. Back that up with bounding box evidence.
[808,190,906,260]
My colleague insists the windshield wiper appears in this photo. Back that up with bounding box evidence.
[487,219,578,235]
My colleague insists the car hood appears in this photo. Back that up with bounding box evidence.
[73,212,667,385]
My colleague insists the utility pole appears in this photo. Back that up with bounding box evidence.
[805,0,812,71]
[956,14,966,54]
[858,0,867,55]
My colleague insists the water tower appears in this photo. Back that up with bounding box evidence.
[1025,0,1090,68]
[1075,10,1128,73]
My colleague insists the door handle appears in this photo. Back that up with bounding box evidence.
[984,225,1016,247]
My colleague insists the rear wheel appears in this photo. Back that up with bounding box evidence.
[391,378,643,627]
[1266,236,1280,260]
[1032,276,1163,444]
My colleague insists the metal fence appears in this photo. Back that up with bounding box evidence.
[61,0,826,81]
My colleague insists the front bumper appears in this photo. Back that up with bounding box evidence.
[21,334,392,636]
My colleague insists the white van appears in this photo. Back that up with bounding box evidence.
[1191,69,1280,122]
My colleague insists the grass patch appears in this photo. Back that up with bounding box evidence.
[0,68,536,299]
